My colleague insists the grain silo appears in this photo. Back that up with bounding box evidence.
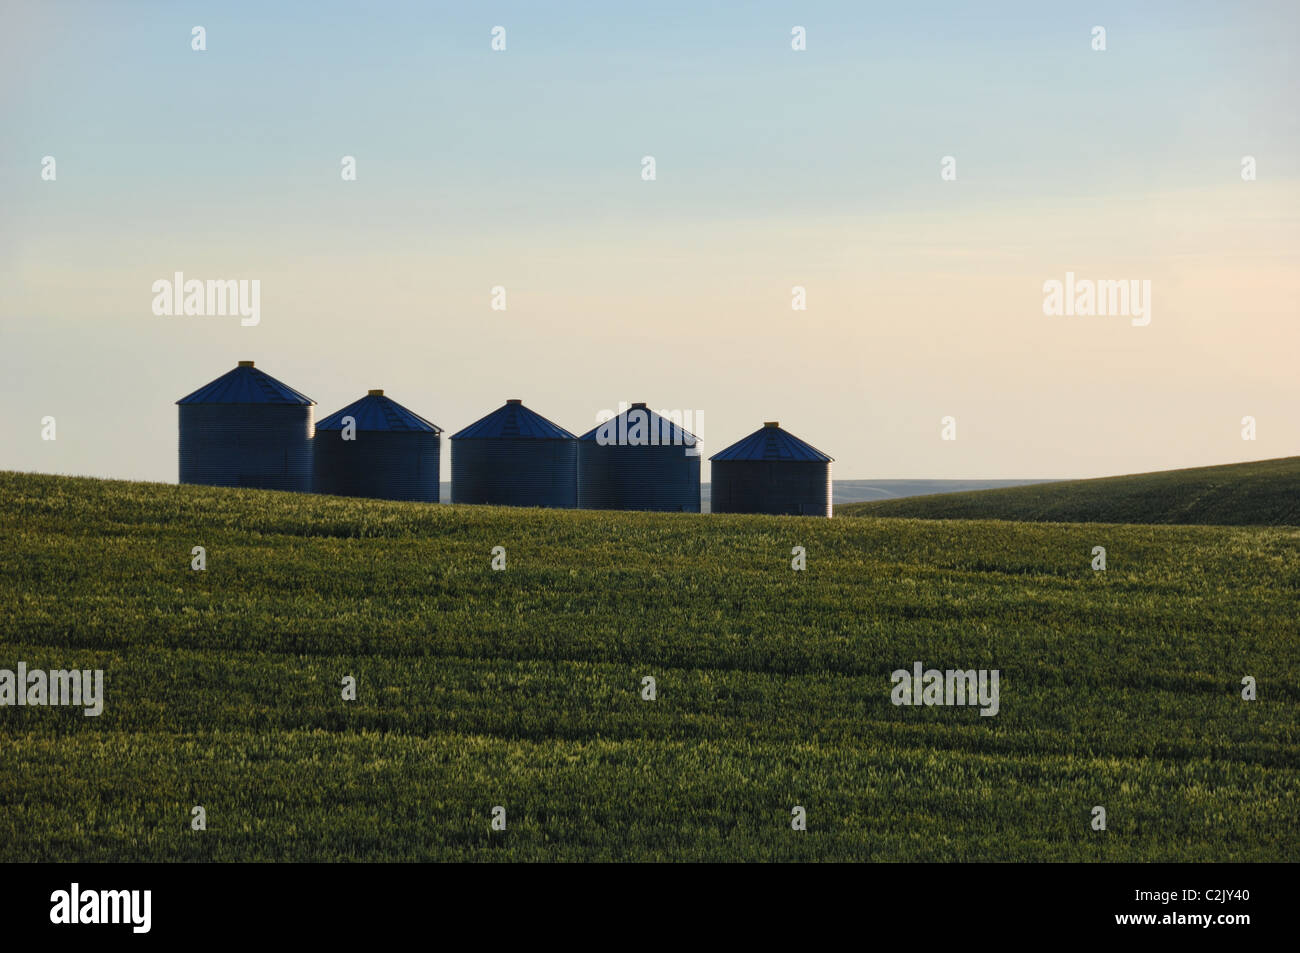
[313,390,441,502]
[176,360,314,491]
[450,399,577,507]
[709,422,833,517]
[576,403,701,512]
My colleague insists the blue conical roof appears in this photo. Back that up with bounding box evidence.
[176,362,314,405]
[710,423,832,462]
[316,391,441,433]
[576,403,700,445]
[451,400,575,440]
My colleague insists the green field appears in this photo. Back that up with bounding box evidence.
[839,457,1300,526]
[1,471,1297,861]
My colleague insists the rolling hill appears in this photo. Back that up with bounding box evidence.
[839,457,1300,526]
[1,471,1297,861]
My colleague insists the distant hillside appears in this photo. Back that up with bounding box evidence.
[822,478,1058,505]
[839,457,1300,526]
[438,479,1058,510]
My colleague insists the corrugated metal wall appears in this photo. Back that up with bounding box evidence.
[314,430,440,502]
[710,459,832,517]
[577,442,701,512]
[452,438,577,507]
[178,403,314,492]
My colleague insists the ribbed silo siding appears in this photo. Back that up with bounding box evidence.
[313,431,440,502]
[576,443,701,512]
[711,460,832,517]
[178,404,314,492]
[451,439,577,507]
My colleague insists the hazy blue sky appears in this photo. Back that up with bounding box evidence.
[2,1,1297,482]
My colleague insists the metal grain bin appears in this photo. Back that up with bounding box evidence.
[709,421,833,517]
[176,360,314,491]
[451,399,577,507]
[313,390,441,502]
[576,402,701,512]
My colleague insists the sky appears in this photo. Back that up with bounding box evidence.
[1,0,1297,482]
